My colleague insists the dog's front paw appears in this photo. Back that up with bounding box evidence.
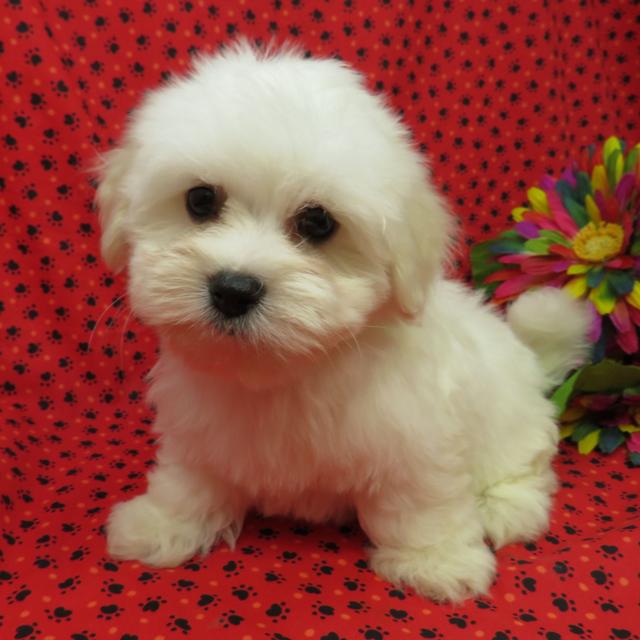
[107,494,234,567]
[369,538,496,602]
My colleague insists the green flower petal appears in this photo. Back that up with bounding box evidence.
[471,241,509,288]
[605,148,622,188]
[563,197,589,228]
[598,428,626,454]
[571,421,600,443]
[608,270,635,296]
[624,146,639,174]
[586,267,605,289]
[489,239,526,255]
[555,179,575,201]
[575,171,593,201]
[523,237,555,255]
[603,136,622,164]
[539,229,572,248]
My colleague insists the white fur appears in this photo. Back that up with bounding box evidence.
[98,43,589,602]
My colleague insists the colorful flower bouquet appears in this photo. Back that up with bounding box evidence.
[471,137,640,465]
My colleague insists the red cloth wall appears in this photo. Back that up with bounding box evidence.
[1,1,639,639]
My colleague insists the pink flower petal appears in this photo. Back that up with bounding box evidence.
[522,211,560,231]
[628,432,640,454]
[493,274,539,300]
[498,254,529,265]
[607,256,635,269]
[520,257,571,275]
[547,191,580,237]
[601,195,620,223]
[628,304,640,327]
[548,244,576,259]
[615,173,636,205]
[484,268,520,284]
[611,303,638,355]
[546,275,571,288]
[616,328,639,355]
[611,300,632,334]
[578,394,618,410]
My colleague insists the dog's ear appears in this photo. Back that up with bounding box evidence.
[95,143,136,272]
[388,181,452,319]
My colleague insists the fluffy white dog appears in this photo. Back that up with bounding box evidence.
[98,43,589,602]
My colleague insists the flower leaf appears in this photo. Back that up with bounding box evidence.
[551,368,582,415]
[574,359,640,392]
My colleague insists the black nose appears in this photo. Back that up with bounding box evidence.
[208,271,265,318]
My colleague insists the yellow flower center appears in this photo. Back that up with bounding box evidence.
[573,222,624,262]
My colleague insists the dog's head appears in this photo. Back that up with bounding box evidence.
[97,44,451,372]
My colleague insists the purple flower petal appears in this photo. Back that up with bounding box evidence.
[560,165,577,187]
[587,301,602,343]
[515,221,540,239]
[539,175,556,193]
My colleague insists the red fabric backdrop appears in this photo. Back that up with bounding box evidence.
[1,1,639,639]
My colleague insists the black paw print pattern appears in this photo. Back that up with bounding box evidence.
[0,1,639,639]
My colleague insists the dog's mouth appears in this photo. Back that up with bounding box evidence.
[208,308,260,341]
[211,316,241,337]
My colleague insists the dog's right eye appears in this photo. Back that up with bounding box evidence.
[186,186,225,222]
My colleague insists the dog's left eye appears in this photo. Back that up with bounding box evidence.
[186,185,225,222]
[294,205,338,243]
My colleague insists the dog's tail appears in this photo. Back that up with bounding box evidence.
[506,287,591,389]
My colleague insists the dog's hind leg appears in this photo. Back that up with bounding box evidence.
[476,454,557,548]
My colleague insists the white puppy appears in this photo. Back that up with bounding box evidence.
[97,43,589,602]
